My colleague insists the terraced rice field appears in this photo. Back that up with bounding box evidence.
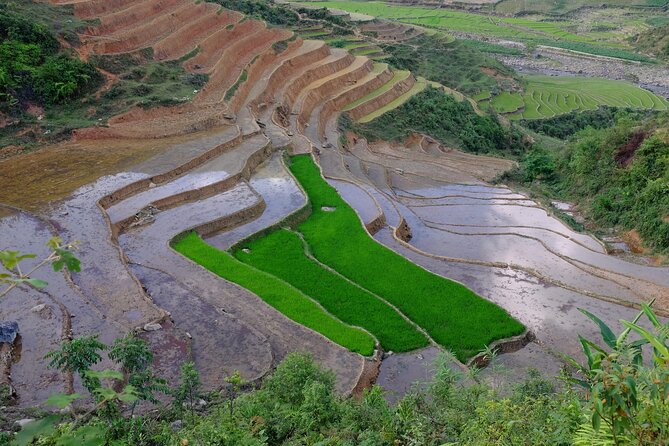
[494,0,669,15]
[174,232,377,355]
[294,0,647,60]
[4,0,669,406]
[0,0,437,402]
[358,78,429,123]
[219,155,524,361]
[490,75,669,119]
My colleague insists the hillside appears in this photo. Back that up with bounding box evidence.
[634,23,669,60]
[1,0,669,445]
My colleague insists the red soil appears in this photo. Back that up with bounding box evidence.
[229,38,305,112]
[184,19,257,73]
[251,42,330,112]
[153,8,242,61]
[284,52,355,109]
[90,2,211,55]
[89,0,189,37]
[298,59,374,129]
[348,74,416,121]
[71,0,139,19]
[197,26,291,104]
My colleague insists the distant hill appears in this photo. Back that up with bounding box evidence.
[634,23,669,60]
[494,0,669,15]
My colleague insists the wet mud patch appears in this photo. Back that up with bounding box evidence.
[130,264,272,390]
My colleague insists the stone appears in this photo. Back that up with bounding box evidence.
[170,420,183,431]
[15,419,35,428]
[143,323,162,332]
[30,304,46,313]
[0,321,19,344]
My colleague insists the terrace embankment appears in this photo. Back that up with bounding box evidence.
[0,0,461,403]
[314,131,668,382]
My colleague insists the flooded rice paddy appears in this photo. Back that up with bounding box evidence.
[1,121,667,403]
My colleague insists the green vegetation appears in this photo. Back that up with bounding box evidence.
[510,111,669,253]
[235,229,428,352]
[9,303,669,445]
[173,231,375,355]
[212,0,299,26]
[347,86,527,155]
[522,106,654,139]
[176,155,522,359]
[295,1,657,62]
[5,244,669,445]
[490,75,668,120]
[495,0,669,15]
[491,90,525,113]
[379,34,517,95]
[633,23,669,60]
[533,38,654,63]
[286,155,524,360]
[0,3,100,110]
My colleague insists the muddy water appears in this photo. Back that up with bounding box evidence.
[207,152,306,250]
[0,207,122,405]
[107,133,263,224]
[314,135,669,393]
[376,346,440,404]
[118,177,363,393]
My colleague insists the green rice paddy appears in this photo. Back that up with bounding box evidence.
[174,156,525,361]
[173,232,376,356]
[490,76,669,119]
[235,229,429,352]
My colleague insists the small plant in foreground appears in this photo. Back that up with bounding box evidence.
[567,300,669,445]
[173,362,202,423]
[0,237,80,299]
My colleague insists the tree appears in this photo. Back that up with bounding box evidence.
[45,335,106,394]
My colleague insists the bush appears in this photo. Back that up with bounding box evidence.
[0,10,100,110]
[348,86,528,156]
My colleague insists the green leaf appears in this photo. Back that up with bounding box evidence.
[52,248,80,273]
[579,308,616,349]
[641,303,662,328]
[45,392,82,409]
[56,424,106,446]
[117,385,138,403]
[86,369,123,381]
[621,321,669,361]
[22,278,48,289]
[0,250,21,271]
[93,386,117,401]
[12,415,60,446]
[46,237,62,250]
[592,411,601,431]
